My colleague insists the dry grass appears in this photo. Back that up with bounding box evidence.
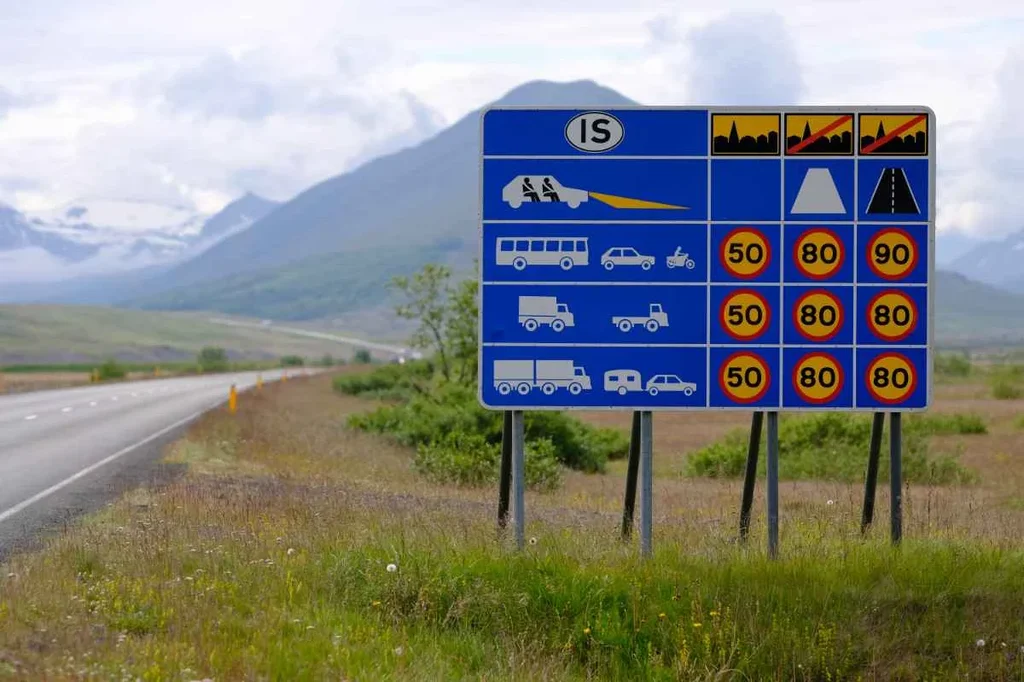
[2,371,1024,679]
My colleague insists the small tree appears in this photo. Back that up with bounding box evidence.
[280,355,305,367]
[197,346,229,373]
[391,260,479,384]
[319,354,336,367]
[353,348,372,364]
[97,359,126,380]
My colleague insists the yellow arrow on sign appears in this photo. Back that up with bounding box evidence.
[588,192,687,210]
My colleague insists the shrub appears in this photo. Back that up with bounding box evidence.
[280,355,305,367]
[686,412,974,484]
[992,380,1022,400]
[413,431,562,491]
[353,349,372,364]
[934,353,972,378]
[334,359,435,400]
[347,380,626,473]
[910,413,987,435]
[318,354,341,367]
[197,347,229,373]
[97,359,126,380]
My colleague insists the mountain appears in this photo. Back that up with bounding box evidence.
[128,80,636,296]
[947,228,1024,288]
[0,193,277,294]
[935,269,1024,347]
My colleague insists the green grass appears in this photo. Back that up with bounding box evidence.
[686,412,978,484]
[0,304,370,365]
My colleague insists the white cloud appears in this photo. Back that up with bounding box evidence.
[0,0,1021,240]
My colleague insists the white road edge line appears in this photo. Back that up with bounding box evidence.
[0,400,222,526]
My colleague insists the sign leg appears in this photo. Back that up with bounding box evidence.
[497,411,513,532]
[766,411,780,559]
[621,411,642,541]
[860,412,885,533]
[739,411,764,541]
[639,410,654,558]
[511,410,526,550]
[890,411,903,546]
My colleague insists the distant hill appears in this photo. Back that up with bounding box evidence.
[126,80,636,300]
[934,270,1024,347]
[947,228,1024,288]
[0,305,373,365]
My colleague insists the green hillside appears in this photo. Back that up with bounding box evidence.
[0,305,377,365]
[935,270,1024,347]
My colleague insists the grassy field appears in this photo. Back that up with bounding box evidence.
[0,305,377,366]
[2,371,1024,679]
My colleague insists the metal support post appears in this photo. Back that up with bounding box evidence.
[620,411,642,541]
[497,411,513,532]
[639,411,654,557]
[511,410,526,550]
[766,411,779,559]
[739,411,764,541]
[860,412,885,533]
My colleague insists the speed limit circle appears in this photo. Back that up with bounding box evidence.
[793,228,844,280]
[720,227,770,279]
[719,351,771,404]
[865,353,918,405]
[720,289,771,341]
[867,290,918,342]
[867,228,918,280]
[793,289,844,342]
[792,352,844,404]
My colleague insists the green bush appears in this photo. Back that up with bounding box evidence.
[910,413,987,435]
[334,359,435,400]
[413,431,561,491]
[992,380,1022,400]
[934,353,972,377]
[317,354,342,367]
[686,412,974,485]
[353,349,372,364]
[97,359,126,380]
[197,346,229,373]
[280,355,305,367]
[347,380,627,473]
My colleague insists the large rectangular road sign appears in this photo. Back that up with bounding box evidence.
[479,107,935,411]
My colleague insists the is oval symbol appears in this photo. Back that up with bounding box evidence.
[564,111,624,153]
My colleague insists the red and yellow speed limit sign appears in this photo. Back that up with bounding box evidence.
[720,289,771,341]
[865,353,918,405]
[793,289,844,342]
[792,352,844,404]
[719,351,771,404]
[867,290,918,342]
[867,228,918,280]
[720,227,770,279]
[793,228,844,280]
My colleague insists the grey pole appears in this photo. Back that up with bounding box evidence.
[511,410,526,550]
[860,412,886,533]
[766,411,780,559]
[639,410,654,558]
[621,411,642,541]
[739,411,764,541]
[497,411,513,532]
[890,411,903,546]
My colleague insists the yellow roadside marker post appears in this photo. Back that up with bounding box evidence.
[256,374,263,391]
[229,384,238,414]
[282,369,288,383]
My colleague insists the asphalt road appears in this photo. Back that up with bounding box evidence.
[0,370,287,559]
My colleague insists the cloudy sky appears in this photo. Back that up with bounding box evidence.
[0,0,1021,239]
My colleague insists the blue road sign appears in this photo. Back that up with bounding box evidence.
[479,107,935,410]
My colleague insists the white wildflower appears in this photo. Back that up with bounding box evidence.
[529,537,538,546]
[976,639,985,648]
[386,563,397,573]
[287,548,296,556]
[826,500,835,506]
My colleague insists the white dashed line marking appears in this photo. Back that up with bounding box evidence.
[89,402,97,407]
[24,415,38,421]
[111,397,119,401]
[131,392,138,397]
[61,407,73,413]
